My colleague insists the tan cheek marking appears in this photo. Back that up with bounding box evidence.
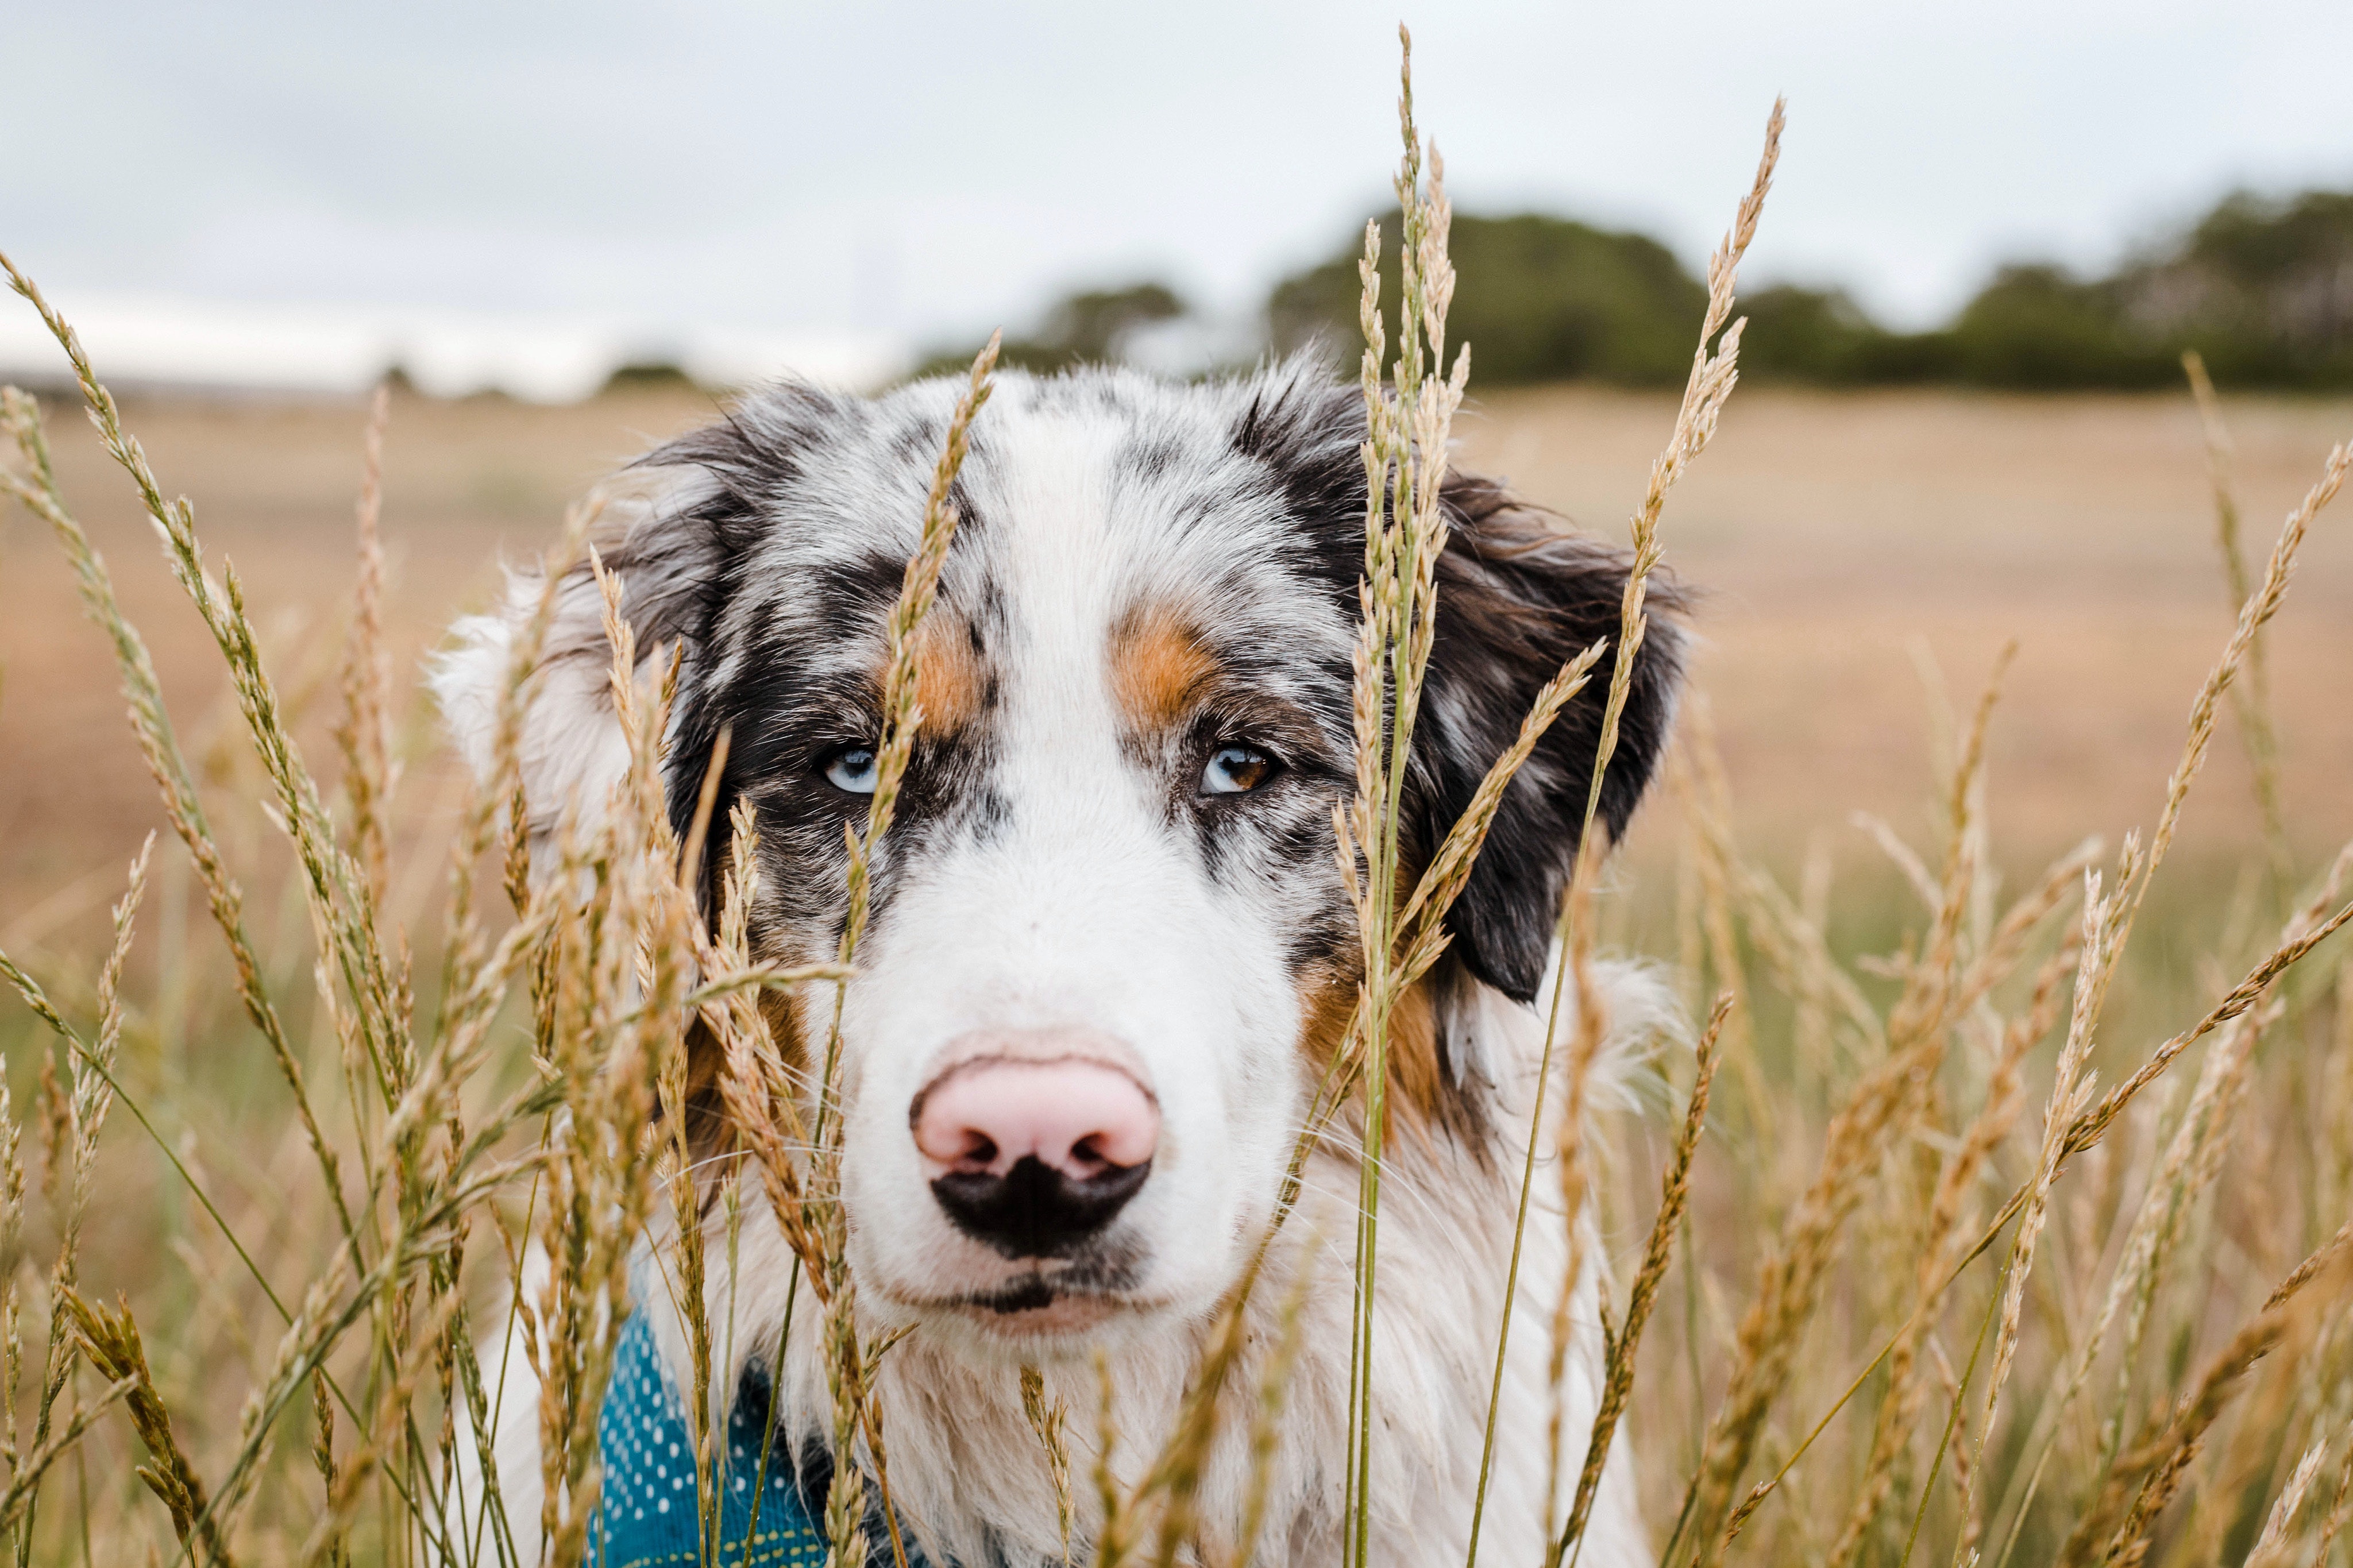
[1110,605,1216,731]
[1385,982,1446,1143]
[1294,962,1445,1144]
[1297,963,1360,1077]
[909,614,982,734]
[757,986,812,1079]
[687,980,812,1170]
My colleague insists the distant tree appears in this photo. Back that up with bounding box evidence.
[1266,213,1707,386]
[917,282,1189,379]
[1027,283,1187,367]
[1935,265,2171,388]
[1257,184,2353,393]
[2108,190,2353,385]
[1734,284,1959,383]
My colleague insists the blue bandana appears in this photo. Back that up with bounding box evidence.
[589,1306,830,1568]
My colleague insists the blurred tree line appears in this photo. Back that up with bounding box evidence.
[944,187,2353,391]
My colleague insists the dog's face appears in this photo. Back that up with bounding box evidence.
[438,362,1680,1359]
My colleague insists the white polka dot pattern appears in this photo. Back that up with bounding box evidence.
[590,1303,830,1567]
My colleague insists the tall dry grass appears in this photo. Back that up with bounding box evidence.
[0,26,2350,1568]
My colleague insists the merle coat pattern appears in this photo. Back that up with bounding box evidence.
[435,356,1684,1568]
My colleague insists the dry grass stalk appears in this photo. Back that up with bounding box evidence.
[1953,872,2114,1563]
[297,1289,468,1568]
[2244,1433,2329,1568]
[307,1373,345,1568]
[1989,979,2274,1557]
[1595,96,1781,828]
[335,383,398,906]
[1557,994,1731,1564]
[1089,1221,1319,1568]
[2306,1424,2353,1568]
[2054,1227,2352,1568]
[1540,853,1611,1562]
[1472,98,1783,1568]
[5,257,413,1187]
[2065,886,2353,1161]
[1094,1355,1135,1568]
[2097,992,2275,1447]
[1,835,151,1560]
[1689,987,1930,1560]
[700,334,996,1568]
[0,1377,131,1540]
[1791,836,1836,1091]
[1907,451,2353,1499]
[1232,1248,1316,1568]
[1394,641,1606,980]
[1957,625,2353,1560]
[510,554,705,1565]
[2181,352,2292,899]
[1668,710,1768,1113]
[1699,652,2012,1565]
[1849,931,2082,1565]
[1334,32,1471,1566]
[1020,1368,1075,1568]
[1,306,518,1565]
[63,1289,226,1564]
[650,732,737,1567]
[812,334,997,1568]
[0,1084,22,1504]
[1141,1271,1266,1568]
[2113,435,2350,971]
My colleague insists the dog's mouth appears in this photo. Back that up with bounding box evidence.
[913,1253,1147,1335]
[954,1283,1123,1334]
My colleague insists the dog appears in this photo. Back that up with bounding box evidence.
[433,355,1685,1568]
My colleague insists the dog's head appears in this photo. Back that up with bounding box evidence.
[435,360,1682,1358]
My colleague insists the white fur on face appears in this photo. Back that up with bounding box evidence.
[836,412,1316,1354]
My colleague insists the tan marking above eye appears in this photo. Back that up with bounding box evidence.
[909,614,982,733]
[1109,604,1216,731]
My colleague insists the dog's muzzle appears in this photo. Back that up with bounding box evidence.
[909,1028,1159,1261]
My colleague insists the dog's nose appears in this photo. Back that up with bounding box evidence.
[911,1038,1158,1259]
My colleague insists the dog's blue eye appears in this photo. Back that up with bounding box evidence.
[1201,744,1275,796]
[824,746,880,794]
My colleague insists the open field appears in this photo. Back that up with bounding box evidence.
[5,381,2347,932]
[2,373,2351,1566]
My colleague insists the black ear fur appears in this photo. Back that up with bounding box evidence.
[1230,363,1686,1006]
[1407,473,1687,1003]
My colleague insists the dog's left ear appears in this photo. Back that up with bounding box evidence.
[1407,473,1688,1004]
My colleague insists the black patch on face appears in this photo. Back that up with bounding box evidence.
[888,414,942,467]
[1231,364,1372,604]
[809,550,911,628]
[1117,429,1187,484]
[541,378,987,943]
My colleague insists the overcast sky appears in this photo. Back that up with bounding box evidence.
[9,1,2353,348]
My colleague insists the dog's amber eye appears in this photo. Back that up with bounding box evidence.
[1200,744,1275,795]
[823,745,880,794]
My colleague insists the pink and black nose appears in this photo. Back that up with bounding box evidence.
[911,1034,1159,1259]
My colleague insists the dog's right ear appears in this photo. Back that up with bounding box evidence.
[429,383,851,880]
